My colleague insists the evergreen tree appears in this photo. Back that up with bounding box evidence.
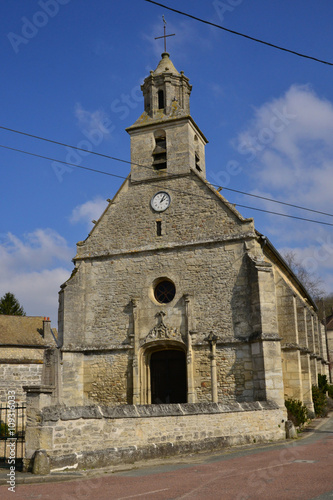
[0,292,26,316]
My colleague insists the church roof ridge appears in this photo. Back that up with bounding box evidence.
[191,169,254,224]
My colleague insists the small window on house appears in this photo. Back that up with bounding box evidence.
[158,89,165,109]
[152,131,167,170]
[156,221,162,236]
[195,152,202,172]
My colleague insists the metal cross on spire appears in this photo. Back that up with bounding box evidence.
[155,15,175,53]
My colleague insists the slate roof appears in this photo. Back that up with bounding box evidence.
[0,315,55,346]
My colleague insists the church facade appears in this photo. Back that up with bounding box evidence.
[58,52,329,413]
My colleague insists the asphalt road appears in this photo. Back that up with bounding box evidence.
[1,415,332,500]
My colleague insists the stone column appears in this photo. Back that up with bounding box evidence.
[295,303,312,409]
[248,255,285,407]
[300,350,314,411]
[309,314,318,386]
[276,285,303,401]
[23,386,53,472]
[61,352,84,405]
[184,294,196,403]
[131,299,140,404]
[205,332,218,403]
[314,317,322,376]
[42,348,62,403]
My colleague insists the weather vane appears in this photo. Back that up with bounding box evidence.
[155,15,175,53]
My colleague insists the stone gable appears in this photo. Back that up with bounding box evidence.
[75,170,255,261]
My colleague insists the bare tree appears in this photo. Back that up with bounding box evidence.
[282,250,325,300]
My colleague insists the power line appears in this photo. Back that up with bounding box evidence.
[0,125,136,169]
[216,186,333,218]
[144,0,333,67]
[235,203,333,227]
[1,142,333,228]
[1,124,333,219]
[0,144,127,181]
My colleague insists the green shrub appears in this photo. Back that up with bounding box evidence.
[0,421,9,437]
[312,385,328,417]
[327,384,333,399]
[285,398,308,427]
[318,374,329,393]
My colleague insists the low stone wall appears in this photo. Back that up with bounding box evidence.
[0,362,43,404]
[25,400,287,472]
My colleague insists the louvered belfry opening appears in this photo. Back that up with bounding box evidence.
[152,130,167,170]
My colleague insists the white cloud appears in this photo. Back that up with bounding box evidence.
[75,103,112,136]
[0,268,70,326]
[234,84,333,292]
[236,85,333,206]
[0,229,73,326]
[69,196,107,229]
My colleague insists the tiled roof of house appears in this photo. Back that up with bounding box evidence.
[0,315,56,346]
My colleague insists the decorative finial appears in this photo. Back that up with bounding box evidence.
[155,16,175,53]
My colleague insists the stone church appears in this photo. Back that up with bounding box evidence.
[58,51,329,413]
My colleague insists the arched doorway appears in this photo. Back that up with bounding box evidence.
[150,350,187,404]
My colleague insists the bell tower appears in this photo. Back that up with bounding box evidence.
[126,52,208,183]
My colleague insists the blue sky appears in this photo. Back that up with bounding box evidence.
[1,0,333,325]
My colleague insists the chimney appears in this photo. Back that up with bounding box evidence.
[43,317,54,345]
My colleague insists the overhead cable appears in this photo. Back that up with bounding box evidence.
[1,125,332,218]
[1,143,333,227]
[144,0,333,67]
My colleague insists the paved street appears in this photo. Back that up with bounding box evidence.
[1,415,332,500]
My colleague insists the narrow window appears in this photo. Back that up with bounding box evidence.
[195,152,202,171]
[156,221,162,236]
[158,89,165,109]
[152,131,167,170]
[145,93,151,112]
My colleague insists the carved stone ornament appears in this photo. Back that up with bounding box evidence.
[141,311,183,345]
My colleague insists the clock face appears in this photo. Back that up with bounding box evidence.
[151,191,171,212]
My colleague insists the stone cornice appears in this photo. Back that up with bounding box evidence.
[61,346,132,353]
[249,331,282,342]
[73,233,257,263]
[40,400,280,423]
[281,343,302,352]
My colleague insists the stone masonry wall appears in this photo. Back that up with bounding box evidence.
[83,351,130,405]
[26,402,286,471]
[194,344,254,403]
[62,240,253,352]
[0,363,43,404]
[75,172,254,259]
